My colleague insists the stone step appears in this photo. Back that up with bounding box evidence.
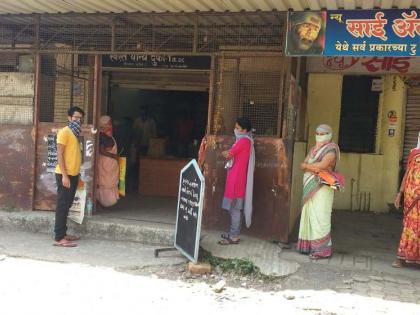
[0,210,300,277]
[0,211,174,246]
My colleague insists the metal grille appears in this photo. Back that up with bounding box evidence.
[39,53,94,123]
[0,12,285,54]
[403,88,420,167]
[210,53,284,136]
[1,12,285,128]
[0,53,34,125]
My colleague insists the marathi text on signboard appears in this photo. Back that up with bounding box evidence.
[103,54,211,70]
[286,9,420,57]
[46,134,57,172]
[174,159,204,263]
[307,56,420,74]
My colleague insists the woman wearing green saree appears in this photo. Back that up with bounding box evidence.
[297,124,340,259]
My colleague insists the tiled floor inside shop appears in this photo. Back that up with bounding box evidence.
[95,194,177,225]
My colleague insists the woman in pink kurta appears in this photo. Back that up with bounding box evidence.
[223,137,251,205]
[219,117,255,245]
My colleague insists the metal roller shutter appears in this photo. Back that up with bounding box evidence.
[403,88,420,167]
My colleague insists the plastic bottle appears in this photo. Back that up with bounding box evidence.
[86,198,93,217]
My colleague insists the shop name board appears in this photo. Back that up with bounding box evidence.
[286,9,420,57]
[102,54,211,70]
[307,56,420,74]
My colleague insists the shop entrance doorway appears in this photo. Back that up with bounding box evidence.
[96,68,210,224]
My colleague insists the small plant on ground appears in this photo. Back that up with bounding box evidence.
[200,248,261,276]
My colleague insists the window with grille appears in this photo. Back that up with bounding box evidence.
[210,54,284,136]
[39,54,94,123]
[338,76,380,153]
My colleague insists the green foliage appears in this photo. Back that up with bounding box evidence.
[199,248,259,276]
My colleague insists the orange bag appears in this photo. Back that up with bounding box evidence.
[318,170,345,191]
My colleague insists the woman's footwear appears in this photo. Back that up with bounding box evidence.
[276,242,291,249]
[392,260,403,268]
[218,237,240,245]
[220,233,230,240]
[309,253,330,260]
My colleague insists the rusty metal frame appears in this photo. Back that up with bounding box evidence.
[209,51,285,137]
[76,32,105,51]
[11,24,32,46]
[206,54,215,135]
[31,53,41,211]
[279,57,292,138]
[34,15,40,49]
[91,54,102,211]
[214,52,225,136]
[277,57,288,138]
[0,11,285,54]
[0,49,213,56]
[193,15,198,53]
[40,24,69,48]
[111,18,116,52]
[115,24,147,51]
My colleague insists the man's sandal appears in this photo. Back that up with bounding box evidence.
[53,239,77,247]
[64,234,81,241]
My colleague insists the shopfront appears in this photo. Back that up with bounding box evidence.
[286,9,420,219]
[0,10,302,242]
[3,3,419,244]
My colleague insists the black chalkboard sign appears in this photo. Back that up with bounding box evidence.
[174,159,205,263]
[103,54,211,70]
[46,134,57,172]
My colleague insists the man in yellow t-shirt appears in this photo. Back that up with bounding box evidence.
[53,106,84,247]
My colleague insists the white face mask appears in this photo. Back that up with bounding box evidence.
[316,133,332,143]
[234,129,245,137]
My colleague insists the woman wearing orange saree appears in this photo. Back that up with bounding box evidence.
[393,132,420,268]
[96,116,120,207]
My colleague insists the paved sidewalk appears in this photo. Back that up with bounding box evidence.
[201,231,300,276]
[279,246,420,279]
[1,228,420,307]
[2,256,420,315]
[0,210,300,277]
[0,229,186,269]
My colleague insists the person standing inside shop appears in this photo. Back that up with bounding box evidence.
[175,111,194,157]
[133,107,157,156]
[219,117,255,245]
[53,106,84,247]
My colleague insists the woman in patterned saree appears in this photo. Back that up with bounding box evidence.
[297,124,340,259]
[392,132,420,268]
